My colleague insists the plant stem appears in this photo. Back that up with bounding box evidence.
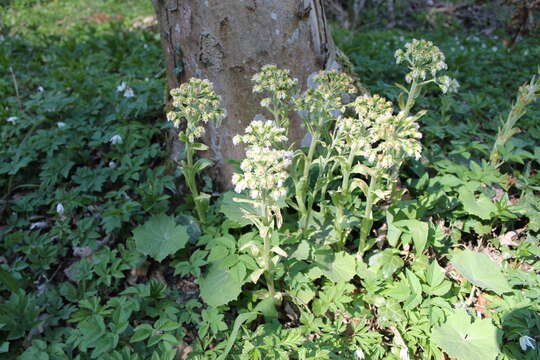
[261,196,275,298]
[358,173,379,256]
[184,143,205,224]
[296,131,319,217]
[335,149,356,248]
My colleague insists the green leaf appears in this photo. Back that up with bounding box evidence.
[313,250,356,283]
[130,324,153,343]
[458,187,497,220]
[394,219,429,255]
[199,262,245,307]
[133,214,189,262]
[432,309,500,360]
[451,250,511,294]
[367,249,404,279]
[219,191,255,227]
[0,268,20,293]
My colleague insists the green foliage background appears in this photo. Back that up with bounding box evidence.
[1,1,539,359]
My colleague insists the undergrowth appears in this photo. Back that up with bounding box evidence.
[1,2,539,359]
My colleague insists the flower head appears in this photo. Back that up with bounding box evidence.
[7,116,18,124]
[519,336,536,351]
[252,64,298,100]
[232,120,292,202]
[233,119,287,148]
[56,203,65,215]
[168,78,226,142]
[336,94,423,170]
[109,134,123,145]
[116,81,127,93]
[295,70,356,130]
[123,87,135,98]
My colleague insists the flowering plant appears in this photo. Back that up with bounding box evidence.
[232,119,293,299]
[167,78,225,223]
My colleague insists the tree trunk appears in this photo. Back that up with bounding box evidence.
[153,0,340,189]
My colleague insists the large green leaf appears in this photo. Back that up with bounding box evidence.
[313,250,356,283]
[432,309,500,360]
[458,187,497,220]
[133,214,189,262]
[451,250,511,294]
[219,191,255,227]
[199,262,245,307]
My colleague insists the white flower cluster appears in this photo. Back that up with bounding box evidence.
[167,78,225,142]
[252,64,298,107]
[295,70,356,121]
[232,120,292,201]
[337,94,422,169]
[395,39,459,93]
[232,119,287,148]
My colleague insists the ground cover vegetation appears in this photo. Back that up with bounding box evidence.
[1,1,539,359]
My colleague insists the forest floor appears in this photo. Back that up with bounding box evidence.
[1,1,539,359]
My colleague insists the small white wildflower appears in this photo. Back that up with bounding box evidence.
[57,122,66,128]
[145,77,149,82]
[110,134,123,145]
[519,336,536,351]
[56,203,65,215]
[491,46,498,52]
[524,50,530,56]
[399,347,410,360]
[354,349,365,359]
[37,86,44,92]
[30,221,48,230]
[143,44,149,49]
[108,161,117,169]
[7,116,18,124]
[116,81,127,93]
[124,88,135,98]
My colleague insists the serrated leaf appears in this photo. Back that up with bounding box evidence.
[199,262,245,307]
[133,214,189,262]
[451,250,511,294]
[313,250,356,283]
[432,309,500,360]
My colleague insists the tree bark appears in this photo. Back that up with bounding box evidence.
[153,0,340,189]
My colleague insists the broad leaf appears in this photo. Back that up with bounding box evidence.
[313,250,356,283]
[219,191,255,227]
[432,309,500,360]
[451,250,511,294]
[458,187,497,220]
[199,262,245,307]
[133,214,189,262]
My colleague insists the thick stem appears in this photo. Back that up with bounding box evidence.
[184,143,206,224]
[403,79,419,117]
[261,195,275,298]
[335,149,356,248]
[296,131,319,217]
[358,173,379,256]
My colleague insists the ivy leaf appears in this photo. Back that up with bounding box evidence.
[133,214,189,262]
[432,309,500,360]
[451,250,511,295]
[313,250,356,283]
[199,262,245,307]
